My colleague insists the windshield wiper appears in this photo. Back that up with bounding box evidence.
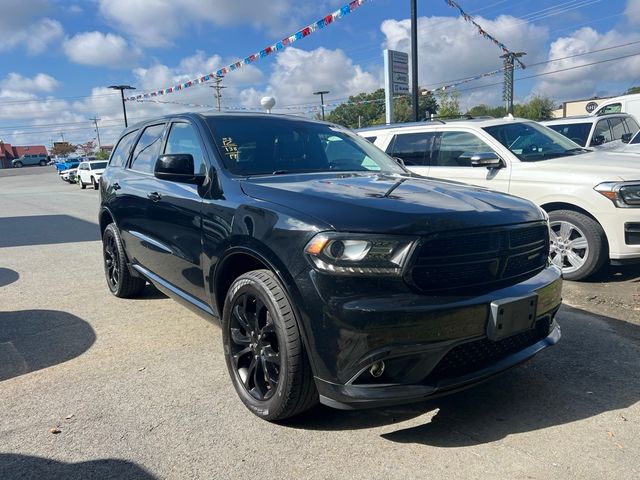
[272,170,290,175]
[563,148,588,154]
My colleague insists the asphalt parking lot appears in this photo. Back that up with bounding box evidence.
[1,167,639,479]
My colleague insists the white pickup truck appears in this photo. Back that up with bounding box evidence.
[359,116,640,280]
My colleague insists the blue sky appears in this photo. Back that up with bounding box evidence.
[0,0,638,147]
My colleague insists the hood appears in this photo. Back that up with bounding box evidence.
[240,173,543,235]
[534,151,640,181]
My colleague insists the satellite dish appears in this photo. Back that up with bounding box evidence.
[261,96,276,113]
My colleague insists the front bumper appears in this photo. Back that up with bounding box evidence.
[293,265,562,409]
[597,207,640,260]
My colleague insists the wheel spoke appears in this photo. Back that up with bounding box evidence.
[254,298,265,332]
[233,305,252,333]
[262,345,280,365]
[569,237,588,250]
[253,357,265,397]
[261,311,276,335]
[261,357,277,390]
[566,250,585,268]
[559,222,572,240]
[232,347,252,366]
[230,327,251,346]
[243,356,257,388]
[550,252,563,268]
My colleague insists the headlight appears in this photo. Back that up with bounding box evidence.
[595,182,640,207]
[304,233,417,276]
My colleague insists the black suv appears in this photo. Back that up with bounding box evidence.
[99,113,562,421]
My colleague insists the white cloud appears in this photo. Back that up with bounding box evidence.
[381,15,548,107]
[237,47,379,112]
[1,73,59,93]
[534,27,640,100]
[98,0,345,47]
[627,0,640,24]
[63,32,141,68]
[0,0,63,54]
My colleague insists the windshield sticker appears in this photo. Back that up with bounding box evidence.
[222,137,239,160]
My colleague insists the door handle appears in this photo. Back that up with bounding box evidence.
[147,192,162,202]
[112,183,121,191]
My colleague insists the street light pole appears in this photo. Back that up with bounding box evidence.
[313,90,330,121]
[410,0,419,122]
[109,85,136,128]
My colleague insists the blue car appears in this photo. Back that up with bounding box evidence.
[54,157,82,173]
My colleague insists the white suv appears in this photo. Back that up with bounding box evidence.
[542,113,639,151]
[359,117,640,280]
[77,160,108,190]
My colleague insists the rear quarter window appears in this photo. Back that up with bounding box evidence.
[109,130,138,168]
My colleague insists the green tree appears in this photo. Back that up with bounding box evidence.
[624,86,640,95]
[436,89,461,118]
[513,94,556,121]
[324,88,439,129]
[95,149,110,160]
[325,89,386,129]
[466,104,506,118]
[51,142,76,157]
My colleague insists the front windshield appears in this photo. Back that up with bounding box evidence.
[207,116,406,176]
[546,123,591,147]
[483,121,585,161]
[631,132,640,145]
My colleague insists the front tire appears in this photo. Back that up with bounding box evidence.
[79,178,86,189]
[92,177,99,190]
[14,162,22,168]
[548,210,607,281]
[222,270,317,421]
[102,223,146,297]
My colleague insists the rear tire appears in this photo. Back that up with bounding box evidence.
[222,269,318,421]
[102,223,146,298]
[39,160,46,166]
[548,210,607,281]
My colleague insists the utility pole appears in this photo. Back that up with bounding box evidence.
[90,117,102,149]
[500,52,526,114]
[313,90,330,121]
[109,85,136,127]
[410,0,419,122]
[60,132,65,142]
[209,76,226,111]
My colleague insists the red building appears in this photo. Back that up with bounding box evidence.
[0,142,48,168]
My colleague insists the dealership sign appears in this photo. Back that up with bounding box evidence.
[384,49,410,124]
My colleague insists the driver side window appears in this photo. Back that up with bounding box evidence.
[433,131,495,167]
[164,122,206,174]
[592,120,612,145]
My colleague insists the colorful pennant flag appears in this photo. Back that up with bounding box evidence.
[444,0,526,69]
[127,0,369,101]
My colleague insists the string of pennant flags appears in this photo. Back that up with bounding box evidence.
[126,0,369,102]
[444,0,526,69]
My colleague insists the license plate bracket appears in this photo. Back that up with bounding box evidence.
[487,294,538,341]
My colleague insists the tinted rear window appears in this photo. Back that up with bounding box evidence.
[546,123,591,147]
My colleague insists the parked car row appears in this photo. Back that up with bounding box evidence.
[542,112,639,150]
[58,160,107,190]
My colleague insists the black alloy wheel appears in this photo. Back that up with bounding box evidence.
[229,292,281,401]
[102,223,146,297]
[222,270,317,421]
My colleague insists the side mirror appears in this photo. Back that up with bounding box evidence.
[469,152,504,169]
[591,135,605,146]
[154,154,205,185]
[621,133,633,144]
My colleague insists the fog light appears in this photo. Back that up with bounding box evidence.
[369,361,385,378]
